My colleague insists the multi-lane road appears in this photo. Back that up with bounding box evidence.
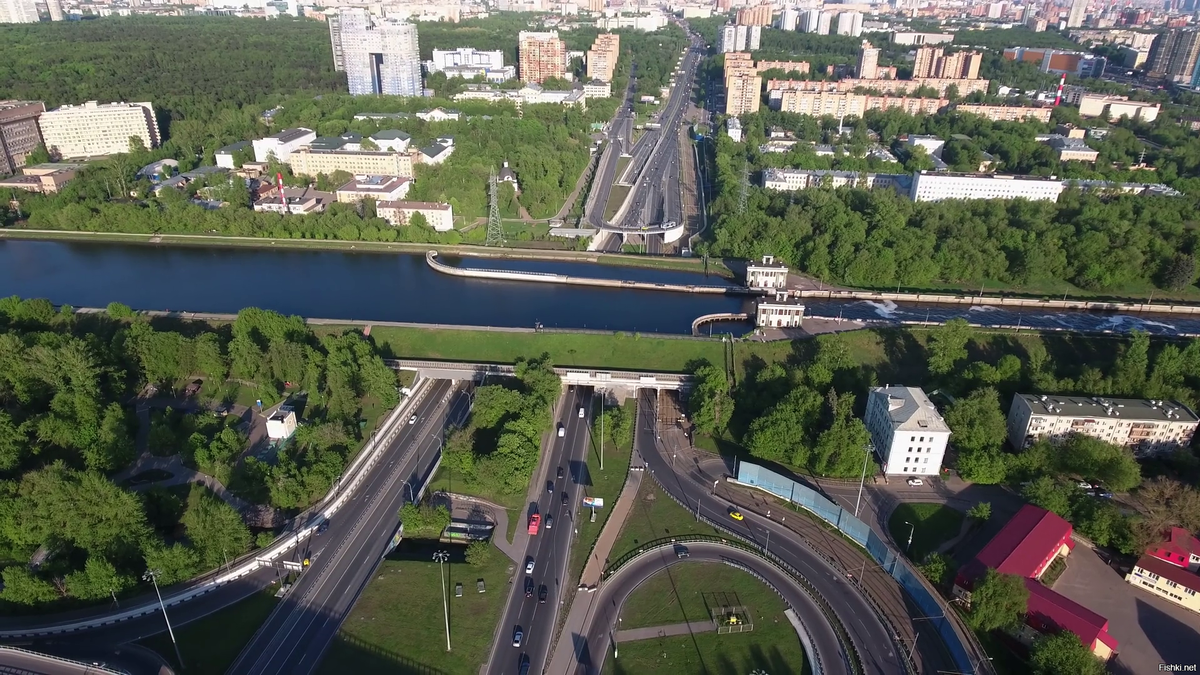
[228,379,471,675]
[488,386,595,675]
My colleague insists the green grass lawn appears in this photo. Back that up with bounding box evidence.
[568,399,636,587]
[138,589,279,674]
[887,503,965,563]
[322,539,512,675]
[605,563,809,675]
[366,326,726,372]
[603,185,632,220]
[427,465,527,514]
[609,478,723,566]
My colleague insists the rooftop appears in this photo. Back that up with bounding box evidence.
[870,386,950,433]
[370,129,412,141]
[216,140,252,154]
[966,504,1072,581]
[378,200,452,211]
[266,128,314,144]
[1023,578,1117,651]
[337,175,411,193]
[1015,393,1199,423]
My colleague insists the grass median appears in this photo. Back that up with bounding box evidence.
[323,539,512,675]
[605,562,810,675]
[568,399,636,587]
[138,588,279,674]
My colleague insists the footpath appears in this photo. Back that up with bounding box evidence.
[614,620,714,643]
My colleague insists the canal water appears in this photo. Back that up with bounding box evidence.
[2,239,1198,338]
[0,240,749,334]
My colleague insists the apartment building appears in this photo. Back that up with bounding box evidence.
[890,31,954,46]
[1146,29,1200,84]
[955,104,1053,123]
[1078,93,1160,122]
[725,73,762,116]
[762,168,909,193]
[0,163,79,194]
[864,386,950,476]
[835,11,863,37]
[288,148,416,179]
[765,77,988,97]
[587,33,620,82]
[376,200,454,231]
[735,3,772,26]
[772,91,948,117]
[857,41,880,79]
[334,9,423,97]
[335,175,412,203]
[756,60,811,75]
[427,48,513,82]
[253,186,336,215]
[0,0,38,23]
[910,172,1064,203]
[912,47,984,80]
[252,128,316,164]
[1046,135,1099,162]
[718,24,762,53]
[1006,393,1199,456]
[0,100,44,175]
[519,31,567,83]
[1126,555,1200,614]
[38,101,160,158]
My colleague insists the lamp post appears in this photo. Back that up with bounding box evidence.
[599,388,605,471]
[143,569,183,668]
[854,442,873,518]
[905,521,916,554]
[433,550,451,651]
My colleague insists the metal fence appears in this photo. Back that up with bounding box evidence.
[736,462,978,675]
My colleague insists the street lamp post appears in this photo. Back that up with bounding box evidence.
[599,388,605,471]
[143,569,183,668]
[905,522,916,554]
[853,442,873,518]
[433,550,451,651]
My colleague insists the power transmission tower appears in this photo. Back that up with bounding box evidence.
[486,169,502,247]
[738,159,749,214]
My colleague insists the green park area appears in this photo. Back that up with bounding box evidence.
[324,540,511,675]
[887,503,966,563]
[604,563,809,675]
[139,589,279,674]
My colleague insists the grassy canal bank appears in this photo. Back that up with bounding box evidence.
[0,228,735,278]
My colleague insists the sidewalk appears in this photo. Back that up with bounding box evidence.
[615,620,714,643]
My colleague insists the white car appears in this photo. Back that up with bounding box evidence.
[512,628,523,647]
[557,424,565,438]
[408,415,417,425]
[578,407,585,418]
[525,559,536,574]
[906,478,923,487]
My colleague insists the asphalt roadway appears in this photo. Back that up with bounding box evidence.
[578,541,852,675]
[635,391,905,675]
[227,379,471,675]
[488,386,595,675]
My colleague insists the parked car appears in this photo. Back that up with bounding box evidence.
[906,478,923,487]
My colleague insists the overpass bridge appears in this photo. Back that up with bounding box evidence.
[385,359,692,393]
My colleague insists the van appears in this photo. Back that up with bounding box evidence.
[557,424,565,438]
[578,407,585,418]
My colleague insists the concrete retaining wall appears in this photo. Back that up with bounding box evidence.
[797,288,1200,317]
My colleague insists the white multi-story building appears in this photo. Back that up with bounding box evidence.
[1007,394,1200,456]
[719,24,762,53]
[746,255,789,290]
[799,8,822,33]
[335,175,412,203]
[726,117,743,143]
[288,148,415,179]
[890,31,954,46]
[755,291,805,328]
[865,386,951,476]
[377,200,454,231]
[252,128,316,164]
[334,8,422,97]
[777,7,799,31]
[38,101,161,158]
[427,48,514,82]
[267,406,297,440]
[0,0,38,23]
[836,11,863,37]
[909,172,1065,203]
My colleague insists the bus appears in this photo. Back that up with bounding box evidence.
[528,513,541,535]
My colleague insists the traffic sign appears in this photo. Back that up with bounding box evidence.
[582,497,605,508]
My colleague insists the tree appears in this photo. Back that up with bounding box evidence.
[398,502,451,538]
[105,302,136,319]
[1029,631,1106,675]
[0,567,59,605]
[945,387,1007,455]
[966,569,1029,632]
[143,542,201,585]
[810,390,872,478]
[927,319,973,377]
[1160,253,1197,291]
[1111,330,1149,397]
[918,551,953,586]
[688,361,733,436]
[1022,476,1073,518]
[465,540,492,567]
[967,502,992,521]
[956,448,1009,484]
[181,486,252,569]
[65,556,133,601]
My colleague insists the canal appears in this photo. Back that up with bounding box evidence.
[2,239,1198,338]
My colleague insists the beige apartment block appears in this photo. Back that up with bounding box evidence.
[955,104,1053,123]
[725,73,762,116]
[587,33,620,82]
[377,200,455,231]
[774,91,947,117]
[1007,393,1199,456]
[518,30,567,83]
[38,101,160,158]
[288,148,415,179]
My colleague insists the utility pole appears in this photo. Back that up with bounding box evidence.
[143,569,183,669]
[599,388,605,471]
[433,550,451,651]
[486,169,502,247]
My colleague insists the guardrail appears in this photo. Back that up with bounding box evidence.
[0,377,437,639]
[603,532,859,675]
[0,646,124,674]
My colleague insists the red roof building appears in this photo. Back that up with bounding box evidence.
[953,504,1118,660]
[1145,527,1200,572]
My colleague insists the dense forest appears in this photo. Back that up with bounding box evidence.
[709,108,1200,297]
[687,322,1200,557]
[0,299,397,609]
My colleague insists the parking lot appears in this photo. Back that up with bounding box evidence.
[1053,541,1200,674]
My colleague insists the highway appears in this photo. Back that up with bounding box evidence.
[227,379,471,675]
[488,386,594,675]
[578,542,852,675]
[634,391,905,675]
